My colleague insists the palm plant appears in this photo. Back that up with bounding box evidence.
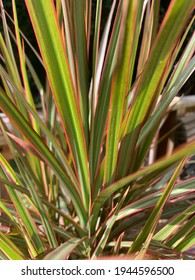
[0,0,195,260]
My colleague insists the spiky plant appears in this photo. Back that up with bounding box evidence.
[0,0,195,260]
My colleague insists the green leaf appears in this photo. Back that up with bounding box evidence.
[104,1,144,185]
[42,238,83,260]
[0,90,86,225]
[0,1,21,84]
[0,199,20,229]
[136,56,195,167]
[176,231,195,253]
[92,187,130,258]
[0,232,25,260]
[128,159,185,253]
[25,0,90,213]
[12,0,37,128]
[137,56,195,148]
[0,154,46,256]
[166,216,195,249]
[117,0,194,177]
[72,1,89,145]
[90,0,102,121]
[0,67,79,188]
[89,1,121,184]
[117,176,195,222]
[91,142,195,230]
[0,0,194,260]
[153,204,195,242]
[0,178,86,238]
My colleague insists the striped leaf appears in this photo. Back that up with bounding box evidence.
[25,0,90,213]
[117,0,194,177]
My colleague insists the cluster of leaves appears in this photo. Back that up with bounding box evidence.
[0,0,195,260]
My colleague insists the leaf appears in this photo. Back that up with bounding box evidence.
[12,0,37,129]
[25,0,90,212]
[91,187,130,258]
[0,0,194,260]
[117,176,195,222]
[0,1,21,84]
[89,1,121,184]
[0,178,86,238]
[137,56,195,149]
[42,238,83,260]
[176,231,195,253]
[90,0,102,120]
[153,204,195,242]
[91,141,195,230]
[0,154,46,256]
[0,232,25,260]
[0,67,79,188]
[72,1,89,144]
[0,199,20,230]
[128,159,185,253]
[117,0,194,177]
[6,132,40,158]
[104,1,144,185]
[166,216,195,249]
[0,90,87,225]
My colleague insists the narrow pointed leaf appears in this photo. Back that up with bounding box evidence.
[137,56,195,148]
[42,238,83,260]
[0,155,46,256]
[92,187,130,258]
[24,0,90,212]
[0,67,79,188]
[72,1,89,144]
[128,159,185,253]
[153,204,195,242]
[166,216,195,248]
[104,1,144,185]
[89,1,121,183]
[117,0,194,177]
[0,178,86,238]
[0,232,25,260]
[91,142,195,228]
[176,231,195,253]
[0,90,86,225]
